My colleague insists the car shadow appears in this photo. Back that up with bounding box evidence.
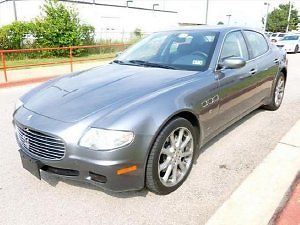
[41,108,264,198]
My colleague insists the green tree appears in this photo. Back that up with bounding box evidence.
[0,21,34,49]
[217,21,224,25]
[0,0,95,53]
[80,24,95,45]
[33,0,95,49]
[266,3,299,32]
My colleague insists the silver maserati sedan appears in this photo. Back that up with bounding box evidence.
[13,26,287,195]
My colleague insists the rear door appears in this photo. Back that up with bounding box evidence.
[243,30,279,105]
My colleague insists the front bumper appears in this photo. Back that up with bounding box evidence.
[277,45,295,53]
[284,47,295,53]
[14,107,152,192]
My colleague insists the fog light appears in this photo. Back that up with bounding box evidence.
[89,172,107,183]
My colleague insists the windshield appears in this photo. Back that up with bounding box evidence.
[116,30,219,71]
[278,34,285,37]
[282,35,299,41]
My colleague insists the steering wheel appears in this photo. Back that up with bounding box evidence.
[191,51,208,58]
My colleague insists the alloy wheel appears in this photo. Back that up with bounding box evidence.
[274,76,285,107]
[158,127,194,187]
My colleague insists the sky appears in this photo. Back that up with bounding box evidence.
[164,0,300,28]
[121,0,300,28]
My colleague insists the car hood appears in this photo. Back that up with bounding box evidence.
[24,64,198,123]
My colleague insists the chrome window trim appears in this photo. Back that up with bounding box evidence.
[243,29,270,60]
[215,28,271,72]
[214,28,243,72]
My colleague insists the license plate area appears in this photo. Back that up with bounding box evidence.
[19,150,41,180]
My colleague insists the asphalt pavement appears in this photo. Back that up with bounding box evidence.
[0,54,299,225]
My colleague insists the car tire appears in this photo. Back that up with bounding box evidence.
[263,72,285,111]
[146,117,197,195]
[294,45,299,54]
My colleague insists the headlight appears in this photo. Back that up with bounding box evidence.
[79,128,134,150]
[14,99,24,112]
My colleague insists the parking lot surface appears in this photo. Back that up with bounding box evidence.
[1,54,300,225]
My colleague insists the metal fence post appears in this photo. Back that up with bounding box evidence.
[69,47,73,72]
[1,52,8,82]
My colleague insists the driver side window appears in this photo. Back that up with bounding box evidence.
[220,31,249,62]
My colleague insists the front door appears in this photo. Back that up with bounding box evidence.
[215,31,257,128]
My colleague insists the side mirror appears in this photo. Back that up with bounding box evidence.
[220,57,246,69]
[115,52,123,57]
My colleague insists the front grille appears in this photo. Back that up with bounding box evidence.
[277,45,284,48]
[16,124,65,160]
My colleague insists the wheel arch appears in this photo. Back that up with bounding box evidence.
[280,67,287,82]
[148,109,202,153]
[143,109,203,184]
[174,111,201,142]
[270,66,287,97]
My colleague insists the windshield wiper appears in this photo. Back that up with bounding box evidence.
[128,60,177,70]
[112,59,125,65]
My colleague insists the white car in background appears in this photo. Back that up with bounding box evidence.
[270,33,286,42]
[276,35,300,53]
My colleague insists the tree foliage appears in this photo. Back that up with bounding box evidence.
[33,0,94,48]
[266,3,300,32]
[0,21,35,49]
[0,0,95,52]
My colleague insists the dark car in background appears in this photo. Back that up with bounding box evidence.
[13,26,287,195]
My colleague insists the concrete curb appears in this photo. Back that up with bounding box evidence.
[205,120,300,225]
[0,60,110,88]
[0,76,55,89]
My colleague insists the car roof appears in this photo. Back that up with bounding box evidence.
[158,26,260,34]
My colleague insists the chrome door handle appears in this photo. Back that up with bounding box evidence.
[274,59,279,64]
[249,69,257,75]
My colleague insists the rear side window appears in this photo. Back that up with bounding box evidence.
[244,31,269,58]
[282,35,299,41]
[220,31,249,61]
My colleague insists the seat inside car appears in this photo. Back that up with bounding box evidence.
[171,35,211,64]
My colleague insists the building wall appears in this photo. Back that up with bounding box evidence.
[0,0,180,40]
